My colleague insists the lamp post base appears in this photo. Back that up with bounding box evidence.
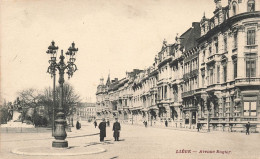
[52,140,68,148]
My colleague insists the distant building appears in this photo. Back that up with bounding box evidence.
[76,102,96,121]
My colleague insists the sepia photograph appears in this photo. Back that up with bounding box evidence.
[0,0,260,159]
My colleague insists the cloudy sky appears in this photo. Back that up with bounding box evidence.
[1,0,222,103]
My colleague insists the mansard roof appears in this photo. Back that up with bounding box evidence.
[179,22,201,52]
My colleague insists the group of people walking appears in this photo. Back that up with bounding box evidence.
[93,119,252,142]
[94,118,121,142]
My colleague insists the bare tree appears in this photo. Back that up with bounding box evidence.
[55,83,81,116]
[17,88,42,108]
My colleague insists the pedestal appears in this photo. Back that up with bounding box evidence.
[52,140,68,148]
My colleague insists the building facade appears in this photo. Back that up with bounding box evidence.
[96,0,260,132]
[76,102,96,121]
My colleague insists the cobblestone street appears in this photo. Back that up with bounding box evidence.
[1,121,260,159]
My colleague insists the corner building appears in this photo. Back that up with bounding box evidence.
[96,0,260,132]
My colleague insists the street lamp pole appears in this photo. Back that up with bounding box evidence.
[46,41,78,148]
[52,71,56,137]
[46,42,58,137]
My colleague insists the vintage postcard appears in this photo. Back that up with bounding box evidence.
[1,0,260,159]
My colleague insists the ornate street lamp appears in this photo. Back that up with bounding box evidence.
[47,41,58,137]
[46,41,78,148]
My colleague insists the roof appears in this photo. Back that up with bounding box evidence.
[180,22,201,51]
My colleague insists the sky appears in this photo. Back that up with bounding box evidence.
[0,0,221,103]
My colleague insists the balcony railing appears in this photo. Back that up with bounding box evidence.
[206,54,217,64]
[206,83,221,92]
[181,90,195,98]
[235,78,260,86]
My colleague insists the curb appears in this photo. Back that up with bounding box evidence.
[11,146,106,156]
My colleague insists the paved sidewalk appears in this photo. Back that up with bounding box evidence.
[1,121,260,159]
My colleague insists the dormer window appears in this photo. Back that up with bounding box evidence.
[247,0,255,12]
[232,2,238,16]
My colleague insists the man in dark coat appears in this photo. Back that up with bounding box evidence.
[165,120,168,127]
[94,120,97,128]
[113,118,121,141]
[98,118,106,142]
[197,123,201,132]
[76,121,81,130]
[245,122,250,135]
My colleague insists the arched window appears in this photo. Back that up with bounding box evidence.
[232,2,238,15]
[247,0,255,12]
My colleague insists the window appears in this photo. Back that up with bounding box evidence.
[202,75,205,87]
[234,32,238,48]
[223,65,227,82]
[243,101,257,116]
[214,38,218,53]
[217,66,220,83]
[209,46,212,56]
[223,98,226,117]
[233,60,237,79]
[247,29,255,45]
[224,36,227,52]
[233,3,237,15]
[246,58,256,77]
[164,86,167,99]
[209,68,214,85]
[202,24,205,34]
[202,50,205,62]
[247,0,255,12]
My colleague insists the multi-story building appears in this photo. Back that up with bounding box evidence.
[76,102,96,121]
[96,0,260,132]
[195,0,260,132]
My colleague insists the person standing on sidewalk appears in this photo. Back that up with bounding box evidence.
[76,121,81,130]
[94,120,97,128]
[245,122,250,135]
[98,118,106,142]
[113,118,121,141]
[165,120,168,127]
[197,123,201,132]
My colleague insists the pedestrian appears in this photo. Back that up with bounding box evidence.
[165,120,168,127]
[98,118,106,142]
[197,123,200,132]
[245,122,250,135]
[76,121,81,130]
[94,120,97,128]
[145,121,148,127]
[113,118,121,141]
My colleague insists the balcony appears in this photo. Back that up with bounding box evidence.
[158,56,172,68]
[235,78,260,86]
[206,83,221,92]
[244,45,258,52]
[149,87,157,93]
[157,78,168,85]
[194,88,206,95]
[181,90,195,98]
[206,54,217,65]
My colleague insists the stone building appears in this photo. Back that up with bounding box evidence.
[96,0,260,132]
[76,102,96,121]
